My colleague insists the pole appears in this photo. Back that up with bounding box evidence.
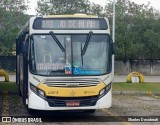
[112,0,115,82]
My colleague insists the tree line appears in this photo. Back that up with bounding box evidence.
[0,0,160,60]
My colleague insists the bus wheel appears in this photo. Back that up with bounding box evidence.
[23,83,28,105]
[23,91,27,105]
[18,83,22,97]
[85,109,96,113]
[28,108,35,114]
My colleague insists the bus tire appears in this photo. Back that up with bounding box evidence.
[18,83,22,97]
[28,108,35,114]
[85,109,96,113]
[23,83,28,105]
[22,58,28,106]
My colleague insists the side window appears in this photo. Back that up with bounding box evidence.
[29,38,36,71]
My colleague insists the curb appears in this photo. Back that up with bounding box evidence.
[113,91,160,96]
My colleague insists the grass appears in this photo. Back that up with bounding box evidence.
[112,82,160,92]
[0,82,18,93]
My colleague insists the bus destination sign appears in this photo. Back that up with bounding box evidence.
[33,18,107,30]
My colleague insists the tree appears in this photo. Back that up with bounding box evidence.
[104,0,160,59]
[0,0,28,12]
[37,0,103,15]
[0,0,29,55]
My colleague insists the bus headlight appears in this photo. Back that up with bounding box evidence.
[38,89,45,98]
[99,88,105,96]
[99,83,111,99]
[30,83,46,99]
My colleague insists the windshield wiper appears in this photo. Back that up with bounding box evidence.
[81,43,84,66]
[50,31,65,52]
[81,31,93,56]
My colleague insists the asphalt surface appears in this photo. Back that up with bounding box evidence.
[0,75,160,124]
[0,75,16,82]
[0,95,159,124]
[0,75,160,82]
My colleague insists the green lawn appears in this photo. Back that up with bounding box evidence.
[0,82,18,93]
[112,82,160,92]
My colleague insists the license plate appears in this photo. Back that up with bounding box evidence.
[66,101,80,107]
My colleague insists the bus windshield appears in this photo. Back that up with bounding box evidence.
[29,34,111,76]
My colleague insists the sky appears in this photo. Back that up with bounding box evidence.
[27,0,160,15]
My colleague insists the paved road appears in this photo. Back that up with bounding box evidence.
[0,75,159,82]
[0,95,159,124]
[0,75,16,82]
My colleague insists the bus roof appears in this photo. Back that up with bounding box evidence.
[43,14,98,18]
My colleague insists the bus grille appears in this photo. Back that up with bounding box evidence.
[44,78,101,87]
[46,96,98,107]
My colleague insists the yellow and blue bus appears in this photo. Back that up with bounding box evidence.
[16,14,115,113]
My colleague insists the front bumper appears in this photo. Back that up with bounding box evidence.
[28,90,112,110]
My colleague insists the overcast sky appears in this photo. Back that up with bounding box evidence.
[27,0,160,15]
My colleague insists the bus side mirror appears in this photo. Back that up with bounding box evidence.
[112,42,116,55]
[109,36,116,55]
[25,34,29,42]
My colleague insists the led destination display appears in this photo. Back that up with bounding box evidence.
[33,18,107,30]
